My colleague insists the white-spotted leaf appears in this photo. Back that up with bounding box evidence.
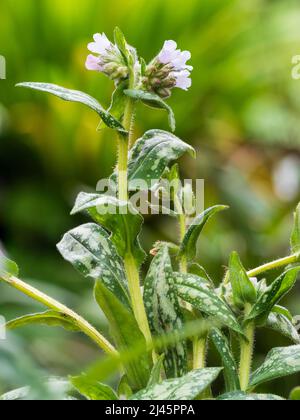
[218,392,284,401]
[265,312,300,344]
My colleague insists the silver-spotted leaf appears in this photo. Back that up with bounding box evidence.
[71,193,146,267]
[265,312,300,344]
[57,223,130,310]
[126,129,195,190]
[291,203,300,254]
[175,273,244,336]
[179,206,229,261]
[144,246,188,378]
[210,328,240,392]
[124,89,176,132]
[6,311,80,332]
[16,82,127,134]
[250,345,300,388]
[71,375,118,401]
[218,392,284,401]
[130,368,222,401]
[94,281,151,391]
[247,267,300,322]
[228,252,257,309]
[0,252,19,278]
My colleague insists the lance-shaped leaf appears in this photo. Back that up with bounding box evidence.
[147,355,165,388]
[218,392,284,401]
[179,206,229,261]
[71,375,118,401]
[264,312,300,344]
[144,246,188,378]
[291,203,300,254]
[16,82,127,134]
[250,345,300,388]
[126,129,195,190]
[97,81,128,131]
[125,89,176,132]
[6,311,80,332]
[174,273,244,336]
[71,193,146,267]
[0,252,19,278]
[247,267,300,322]
[130,368,222,401]
[228,252,256,309]
[57,223,131,310]
[210,328,240,392]
[95,281,151,391]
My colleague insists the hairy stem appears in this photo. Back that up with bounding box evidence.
[0,274,118,356]
[224,252,300,285]
[239,304,255,392]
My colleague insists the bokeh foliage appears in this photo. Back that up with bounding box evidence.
[0,0,300,398]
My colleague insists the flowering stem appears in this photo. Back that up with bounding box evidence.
[239,304,255,392]
[0,274,118,356]
[224,252,300,285]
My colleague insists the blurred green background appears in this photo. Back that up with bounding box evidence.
[1,0,300,398]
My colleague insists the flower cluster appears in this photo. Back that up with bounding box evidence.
[142,40,193,98]
[86,33,192,98]
[86,33,129,83]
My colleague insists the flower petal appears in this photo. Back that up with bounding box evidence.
[88,33,111,54]
[85,54,102,71]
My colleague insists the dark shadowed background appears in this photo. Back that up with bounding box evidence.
[0,0,300,398]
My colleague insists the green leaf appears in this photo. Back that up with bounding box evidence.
[291,203,300,254]
[6,311,80,332]
[71,375,118,400]
[175,273,244,336]
[0,387,30,401]
[114,27,128,61]
[124,89,176,132]
[250,345,300,388]
[0,252,19,277]
[265,312,300,344]
[94,281,151,391]
[189,264,214,288]
[71,193,146,267]
[147,355,165,388]
[290,386,300,400]
[126,129,195,190]
[247,267,300,322]
[130,368,222,400]
[16,82,127,134]
[218,392,284,401]
[97,81,128,131]
[272,305,294,322]
[57,223,131,310]
[179,206,229,261]
[144,246,188,378]
[210,328,240,392]
[118,376,133,399]
[228,252,257,309]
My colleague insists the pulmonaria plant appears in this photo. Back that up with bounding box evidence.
[1,28,300,401]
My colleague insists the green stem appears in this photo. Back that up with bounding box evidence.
[174,194,188,273]
[239,304,255,392]
[224,253,300,285]
[0,275,118,356]
[192,336,207,369]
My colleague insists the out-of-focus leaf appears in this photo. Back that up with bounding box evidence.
[0,387,29,401]
[118,376,133,399]
[71,375,118,400]
[124,89,176,132]
[71,193,146,267]
[175,273,244,336]
[218,392,284,401]
[265,312,300,344]
[228,252,257,309]
[290,387,300,401]
[94,281,151,391]
[130,368,222,401]
[250,345,300,388]
[6,311,80,332]
[16,82,127,134]
[144,246,188,378]
[291,204,300,254]
[126,129,195,190]
[179,206,229,261]
[210,328,240,392]
[0,252,19,277]
[247,267,300,322]
[147,355,164,388]
[57,223,131,310]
